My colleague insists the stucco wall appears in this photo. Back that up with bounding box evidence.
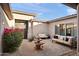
[14,13,35,39]
[28,22,49,39]
[15,23,26,29]
[0,6,3,54]
[15,22,48,39]
[0,5,14,54]
[0,6,15,28]
[3,12,15,28]
[13,13,34,20]
[48,17,77,38]
[15,17,77,39]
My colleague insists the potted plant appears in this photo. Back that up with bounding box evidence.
[29,36,34,42]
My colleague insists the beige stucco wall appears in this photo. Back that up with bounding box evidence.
[33,22,49,37]
[14,13,35,39]
[28,22,32,39]
[48,17,77,38]
[28,22,49,39]
[13,11,77,40]
[0,6,15,28]
[15,17,77,39]
[0,5,15,54]
[13,13,34,20]
[15,23,26,29]
[16,21,49,39]
[0,6,3,54]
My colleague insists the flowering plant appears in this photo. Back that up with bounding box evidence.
[2,28,24,53]
[4,28,23,34]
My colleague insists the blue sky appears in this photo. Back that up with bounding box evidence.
[10,3,77,21]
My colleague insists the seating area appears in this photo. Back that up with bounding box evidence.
[52,35,76,47]
[36,34,50,39]
[34,33,76,48]
[1,3,79,56]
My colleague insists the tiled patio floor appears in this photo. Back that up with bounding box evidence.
[4,39,75,56]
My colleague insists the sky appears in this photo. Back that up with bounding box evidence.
[10,3,77,21]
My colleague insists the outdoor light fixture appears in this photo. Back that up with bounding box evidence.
[2,22,4,25]
[57,24,60,27]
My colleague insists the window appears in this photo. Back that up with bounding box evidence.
[73,24,77,37]
[60,24,65,36]
[66,23,74,36]
[55,24,60,35]
[55,23,76,37]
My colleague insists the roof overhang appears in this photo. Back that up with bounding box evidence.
[0,3,13,20]
[47,14,77,23]
[63,3,77,9]
[12,10,36,17]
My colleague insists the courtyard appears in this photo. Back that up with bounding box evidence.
[3,39,76,56]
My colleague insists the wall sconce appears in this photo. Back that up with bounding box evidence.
[57,24,60,27]
[2,22,4,25]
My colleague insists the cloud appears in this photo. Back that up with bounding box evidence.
[37,13,43,16]
[67,8,77,14]
[22,3,50,13]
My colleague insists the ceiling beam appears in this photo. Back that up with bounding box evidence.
[0,3,13,20]
[63,3,77,9]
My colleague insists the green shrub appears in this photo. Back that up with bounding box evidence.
[2,28,23,53]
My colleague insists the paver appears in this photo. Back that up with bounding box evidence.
[3,39,74,56]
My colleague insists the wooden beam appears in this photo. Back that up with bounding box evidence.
[63,3,77,9]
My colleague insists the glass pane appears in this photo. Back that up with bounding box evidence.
[74,24,77,37]
[66,23,74,36]
[60,24,65,36]
[55,24,60,35]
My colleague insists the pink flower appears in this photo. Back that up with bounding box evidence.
[3,28,23,35]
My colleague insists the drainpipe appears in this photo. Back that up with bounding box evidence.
[77,3,79,55]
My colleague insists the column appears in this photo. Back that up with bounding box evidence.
[31,20,33,38]
[0,13,2,55]
[77,3,79,54]
[0,12,4,55]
